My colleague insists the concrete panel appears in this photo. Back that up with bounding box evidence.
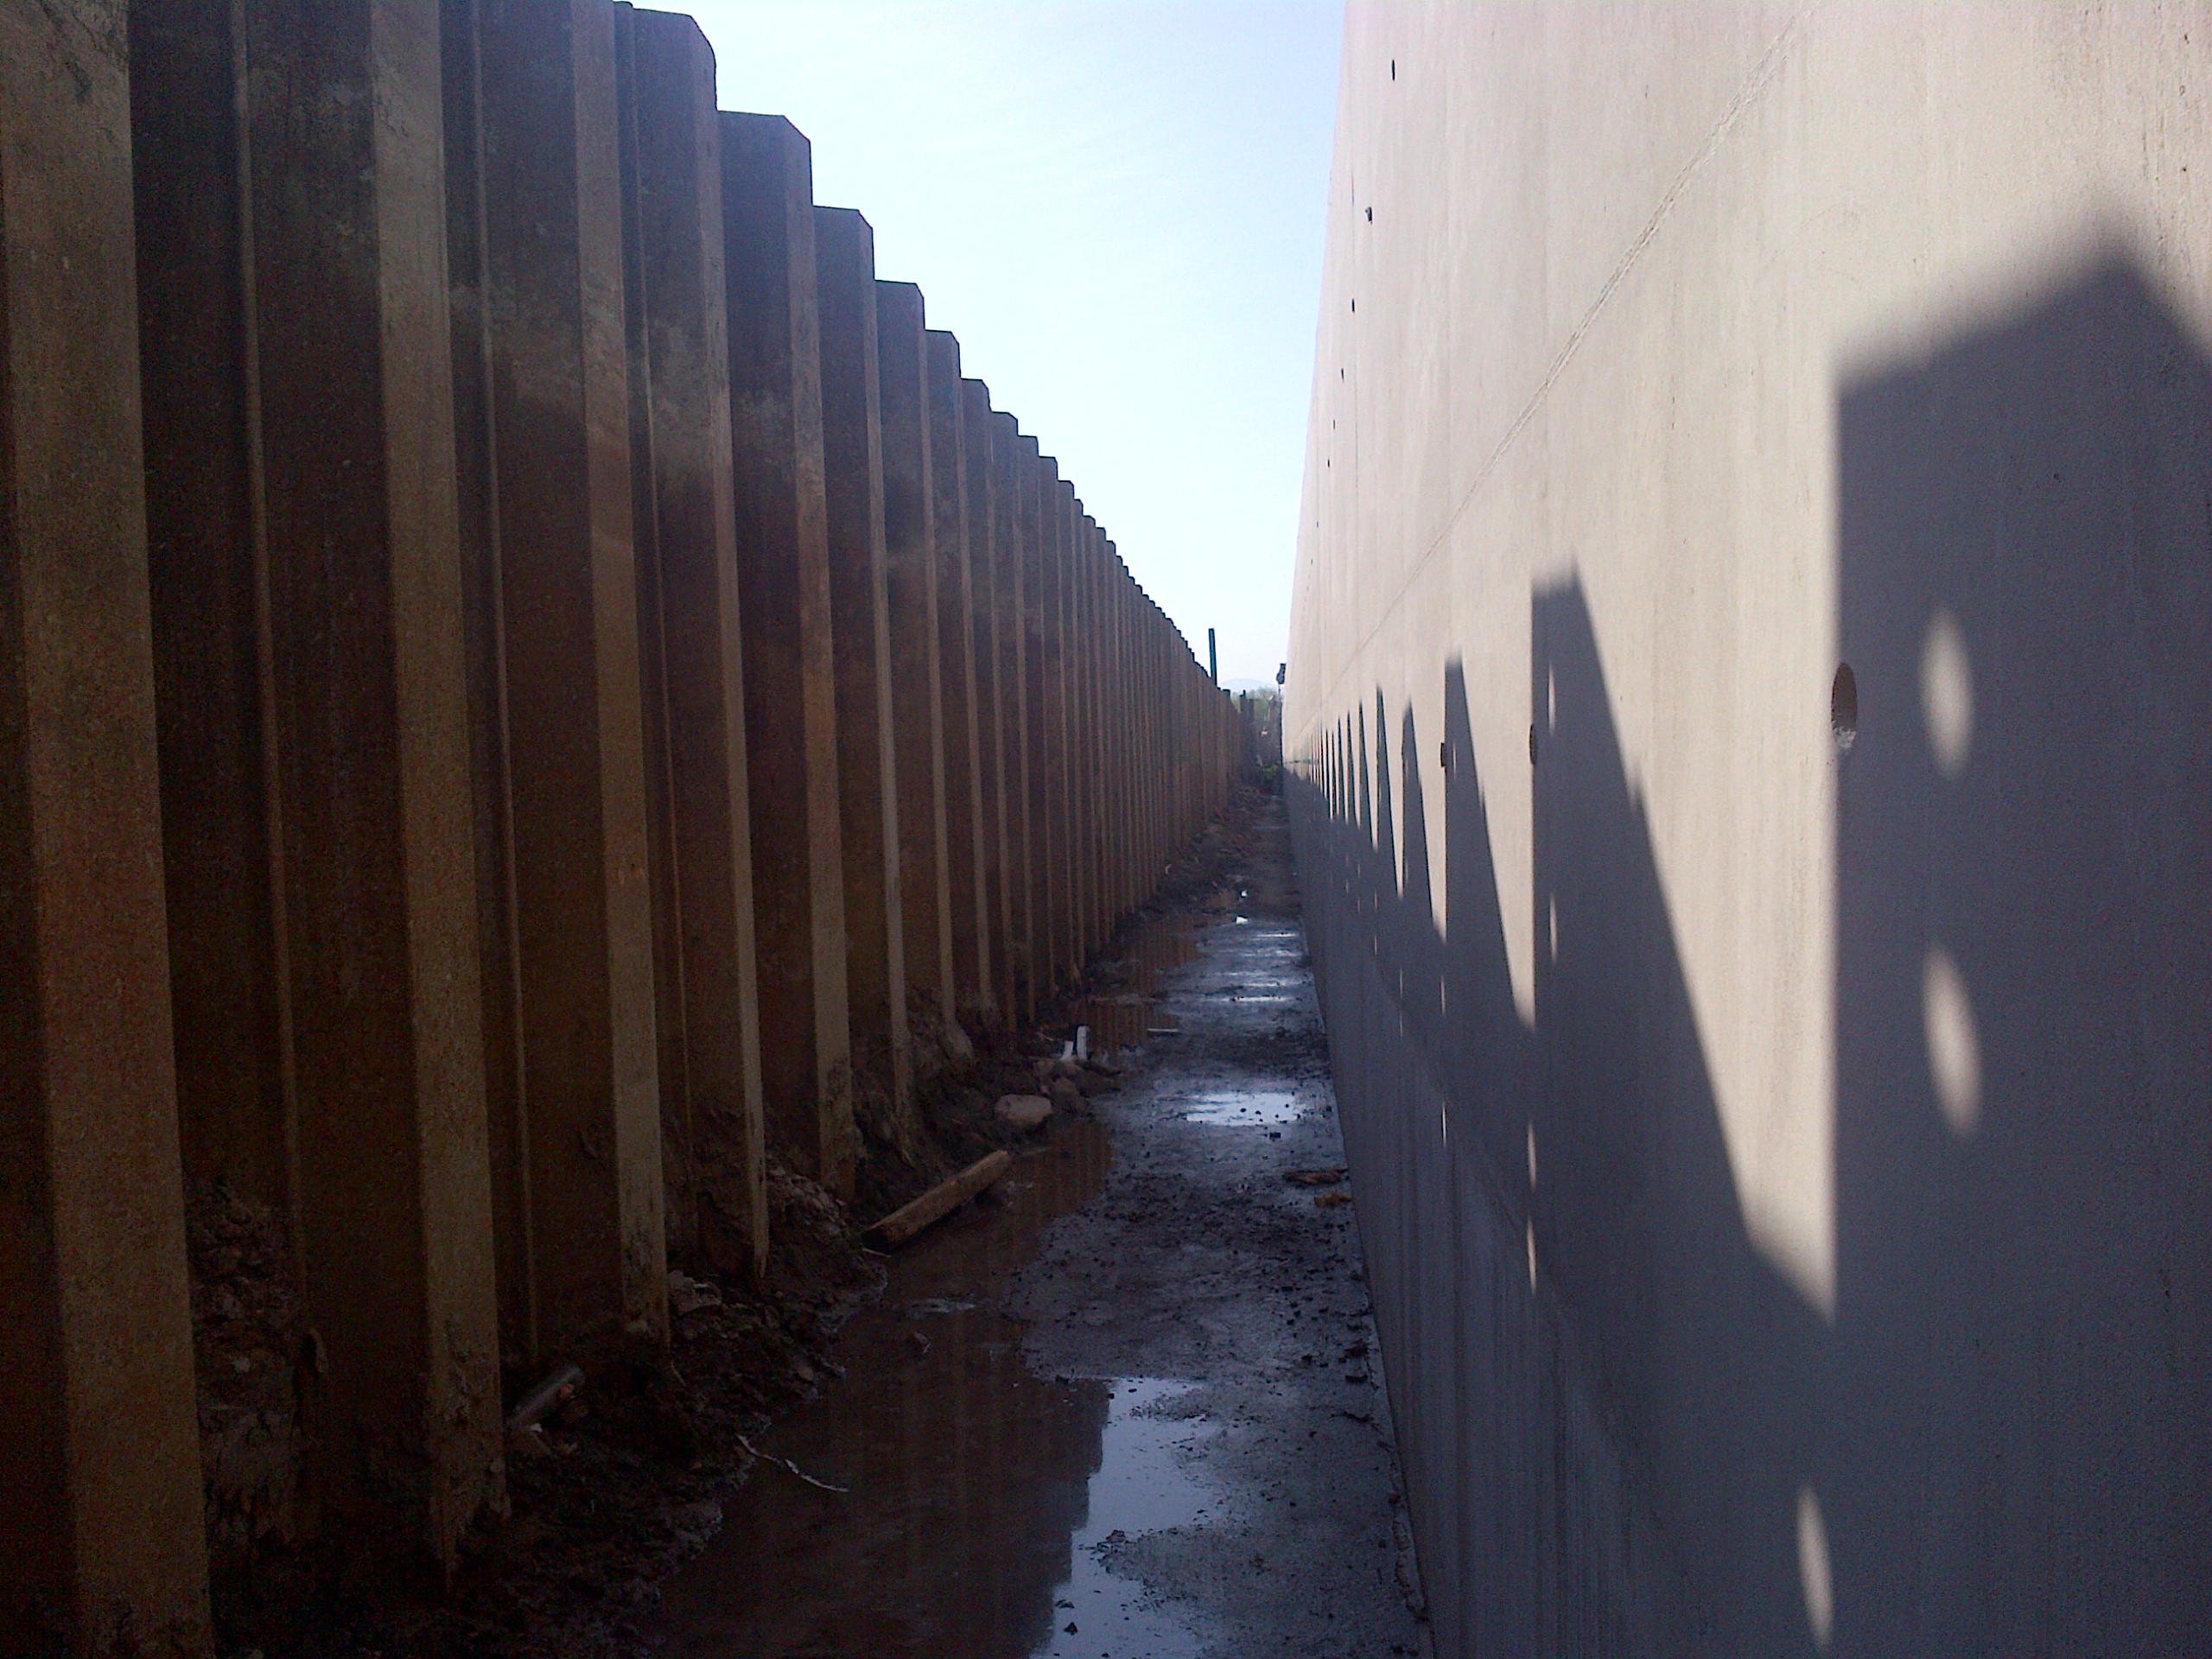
[989,411,1034,1017]
[135,0,505,1579]
[963,380,1015,1027]
[1071,505,1101,957]
[1151,602,1170,874]
[1070,514,1101,952]
[1094,539,1117,930]
[1122,581,1138,901]
[1094,528,1118,934]
[876,283,955,1027]
[1059,499,1086,965]
[1017,441,1060,998]
[1055,486,1086,966]
[1039,468,1073,988]
[928,335,991,1022]
[1163,608,1180,856]
[0,4,210,1649]
[716,114,854,1195]
[1128,563,1148,905]
[814,208,912,1122]
[1160,616,1173,859]
[127,0,283,1218]
[1116,548,1142,918]
[1290,9,2212,1655]
[448,0,666,1368]
[613,4,766,1279]
[1103,543,1132,924]
[1130,592,1151,889]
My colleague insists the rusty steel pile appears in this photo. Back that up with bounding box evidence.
[0,3,1240,1651]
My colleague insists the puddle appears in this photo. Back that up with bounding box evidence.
[1065,916,1200,1053]
[906,1298,976,1318]
[1032,1379,1213,1659]
[656,1122,1117,1658]
[1183,1089,1304,1128]
[655,1118,1229,1657]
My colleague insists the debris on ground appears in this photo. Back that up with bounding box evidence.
[209,1147,884,1658]
[863,1150,1014,1248]
[185,1180,306,1628]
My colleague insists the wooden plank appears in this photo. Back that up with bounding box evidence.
[863,1149,1013,1247]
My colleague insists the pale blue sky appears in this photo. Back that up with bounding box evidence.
[683,1,1342,689]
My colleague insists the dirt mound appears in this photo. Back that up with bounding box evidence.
[185,1185,305,1604]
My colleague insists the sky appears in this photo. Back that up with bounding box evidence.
[683,1,1344,690]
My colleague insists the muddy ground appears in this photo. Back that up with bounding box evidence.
[652,786,1429,1658]
[213,782,1427,1658]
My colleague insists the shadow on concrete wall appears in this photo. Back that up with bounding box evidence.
[1828,251,2212,1651]
[1291,251,2212,1656]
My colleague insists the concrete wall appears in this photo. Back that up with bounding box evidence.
[136,0,505,1588]
[0,0,1237,1644]
[1287,7,2212,1655]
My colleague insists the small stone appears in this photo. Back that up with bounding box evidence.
[669,1499,722,1546]
[667,1269,722,1317]
[1048,1077,1084,1114]
[995,1093,1054,1132]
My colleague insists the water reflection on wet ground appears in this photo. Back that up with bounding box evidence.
[659,798,1428,1659]
[654,1121,1118,1659]
[1180,1090,1304,1128]
[1033,1379,1211,1659]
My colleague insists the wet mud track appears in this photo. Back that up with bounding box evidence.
[656,794,1428,1657]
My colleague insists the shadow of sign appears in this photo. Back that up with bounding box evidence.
[1289,249,2212,1657]
[1832,251,2212,1651]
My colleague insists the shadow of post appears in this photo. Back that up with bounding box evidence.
[1297,593,1801,1659]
